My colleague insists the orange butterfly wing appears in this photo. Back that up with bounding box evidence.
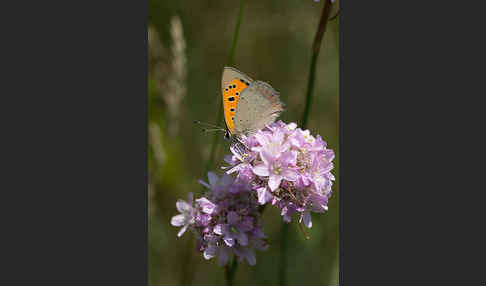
[222,78,249,134]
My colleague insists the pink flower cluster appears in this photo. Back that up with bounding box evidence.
[224,120,335,228]
[171,173,267,266]
[171,120,335,266]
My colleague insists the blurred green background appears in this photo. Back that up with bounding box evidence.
[148,1,339,285]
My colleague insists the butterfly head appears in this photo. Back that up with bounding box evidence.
[224,129,231,141]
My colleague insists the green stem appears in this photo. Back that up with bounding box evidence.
[229,0,246,66]
[301,0,333,129]
[225,258,238,286]
[279,2,333,286]
[204,0,246,176]
[330,9,339,21]
[278,223,289,286]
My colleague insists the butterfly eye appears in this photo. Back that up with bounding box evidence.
[224,131,231,141]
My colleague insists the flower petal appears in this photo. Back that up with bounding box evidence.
[252,227,265,239]
[177,224,189,237]
[239,216,254,232]
[244,249,256,266]
[226,164,243,174]
[254,132,269,147]
[277,150,290,165]
[302,211,312,228]
[196,197,216,214]
[208,172,219,186]
[287,122,297,131]
[196,213,211,226]
[282,168,298,182]
[213,224,225,235]
[176,199,192,213]
[223,236,235,247]
[230,145,243,161]
[260,150,274,166]
[227,211,240,225]
[203,245,217,260]
[257,187,273,205]
[268,175,283,191]
[274,128,284,144]
[253,164,270,177]
[235,231,248,246]
[170,214,186,227]
[224,154,234,164]
[221,173,234,186]
[282,214,292,223]
[198,179,211,189]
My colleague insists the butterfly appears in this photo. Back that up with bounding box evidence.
[220,67,285,142]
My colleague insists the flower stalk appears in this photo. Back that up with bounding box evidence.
[281,1,334,286]
[301,0,333,128]
[225,258,238,286]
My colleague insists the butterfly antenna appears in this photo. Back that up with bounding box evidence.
[201,128,226,133]
[193,120,224,129]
